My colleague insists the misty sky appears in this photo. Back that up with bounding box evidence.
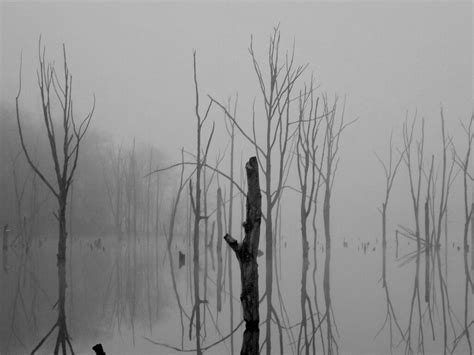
[1,1,472,239]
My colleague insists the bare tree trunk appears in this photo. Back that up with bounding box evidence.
[130,140,137,344]
[425,157,434,304]
[3,225,9,273]
[203,167,209,338]
[146,149,153,333]
[56,197,70,354]
[216,187,223,312]
[228,107,236,355]
[265,184,273,355]
[471,202,474,271]
[209,29,306,355]
[382,203,387,288]
[323,187,333,354]
[190,51,214,355]
[424,200,430,303]
[225,156,261,355]
[155,173,161,318]
[299,216,309,355]
[16,40,94,355]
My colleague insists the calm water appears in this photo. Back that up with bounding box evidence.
[0,230,472,355]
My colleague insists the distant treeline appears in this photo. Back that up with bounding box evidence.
[0,105,175,239]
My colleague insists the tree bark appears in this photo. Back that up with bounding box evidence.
[225,156,261,355]
[56,197,69,354]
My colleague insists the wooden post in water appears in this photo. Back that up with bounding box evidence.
[224,156,261,355]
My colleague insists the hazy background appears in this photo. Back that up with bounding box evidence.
[1,1,472,241]
[0,1,473,354]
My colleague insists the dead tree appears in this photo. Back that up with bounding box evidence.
[224,96,237,355]
[210,27,307,355]
[124,139,138,344]
[453,113,474,353]
[224,156,261,355]
[102,143,125,239]
[165,149,191,349]
[401,114,424,250]
[16,39,94,354]
[314,95,354,354]
[216,187,224,313]
[154,160,161,319]
[424,157,434,304]
[434,109,452,249]
[400,114,426,354]
[295,79,322,355]
[373,130,406,352]
[472,201,474,272]
[375,131,404,288]
[190,51,215,355]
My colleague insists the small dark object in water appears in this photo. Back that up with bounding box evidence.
[92,343,106,355]
[372,247,376,252]
[457,246,461,251]
[257,249,264,257]
[284,241,287,248]
[343,239,348,248]
[94,238,102,249]
[179,251,185,269]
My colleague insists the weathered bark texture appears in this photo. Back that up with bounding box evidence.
[224,156,261,355]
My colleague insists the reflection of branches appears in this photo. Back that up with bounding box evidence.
[295,75,322,355]
[402,247,424,355]
[453,113,474,353]
[436,248,451,354]
[144,320,244,353]
[314,94,351,355]
[376,128,405,289]
[164,149,192,349]
[398,113,426,355]
[375,281,405,354]
[452,321,474,353]
[17,38,94,355]
[211,26,308,355]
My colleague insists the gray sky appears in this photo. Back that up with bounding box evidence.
[1,1,472,238]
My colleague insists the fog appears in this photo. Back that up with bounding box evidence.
[0,1,473,354]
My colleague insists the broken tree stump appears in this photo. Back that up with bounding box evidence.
[224,156,261,355]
